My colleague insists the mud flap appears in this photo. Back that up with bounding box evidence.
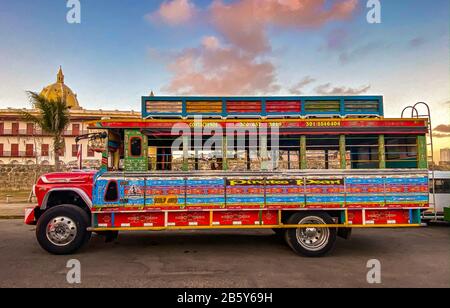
[337,227,352,240]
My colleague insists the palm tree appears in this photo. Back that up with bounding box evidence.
[21,91,70,171]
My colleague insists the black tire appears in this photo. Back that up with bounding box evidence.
[36,204,91,255]
[285,211,336,257]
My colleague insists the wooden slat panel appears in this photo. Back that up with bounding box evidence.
[186,101,222,113]
[227,101,262,113]
[344,100,379,112]
[266,100,301,113]
[305,100,340,112]
[146,101,183,113]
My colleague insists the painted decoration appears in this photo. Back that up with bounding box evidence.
[92,173,428,210]
[124,129,148,171]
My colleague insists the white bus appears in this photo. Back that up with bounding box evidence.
[425,171,450,220]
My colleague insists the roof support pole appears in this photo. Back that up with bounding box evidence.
[222,135,228,171]
[182,135,189,171]
[417,135,427,169]
[339,134,347,169]
[300,135,307,169]
[378,134,386,169]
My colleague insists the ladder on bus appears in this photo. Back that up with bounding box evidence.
[401,102,437,221]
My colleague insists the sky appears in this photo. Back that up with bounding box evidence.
[0,0,449,156]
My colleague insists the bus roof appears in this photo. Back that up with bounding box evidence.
[142,95,384,119]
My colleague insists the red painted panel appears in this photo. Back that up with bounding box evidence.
[266,101,301,113]
[347,210,363,224]
[167,211,210,226]
[227,101,262,113]
[365,209,410,224]
[212,211,260,225]
[94,119,428,131]
[261,211,278,225]
[96,213,112,227]
[114,212,165,227]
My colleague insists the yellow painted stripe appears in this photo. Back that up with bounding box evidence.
[88,223,421,232]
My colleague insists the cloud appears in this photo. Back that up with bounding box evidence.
[148,0,360,95]
[314,83,371,95]
[434,124,450,133]
[148,0,196,25]
[210,0,359,54]
[201,36,220,50]
[338,41,387,64]
[433,133,450,138]
[288,76,316,95]
[163,36,280,95]
[409,37,426,48]
[323,28,349,51]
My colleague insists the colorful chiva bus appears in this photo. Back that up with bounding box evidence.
[31,96,431,256]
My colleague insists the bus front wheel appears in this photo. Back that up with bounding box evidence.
[285,212,336,257]
[36,204,91,255]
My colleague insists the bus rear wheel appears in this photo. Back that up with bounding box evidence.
[285,212,336,257]
[36,204,91,255]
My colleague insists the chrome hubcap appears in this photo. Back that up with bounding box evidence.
[46,216,77,246]
[296,216,330,251]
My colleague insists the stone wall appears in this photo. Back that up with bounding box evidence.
[0,164,70,192]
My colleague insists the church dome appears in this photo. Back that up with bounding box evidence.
[40,66,81,110]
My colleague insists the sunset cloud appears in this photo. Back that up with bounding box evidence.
[288,76,316,95]
[434,124,450,133]
[314,83,371,95]
[433,133,450,138]
[149,0,361,95]
[210,0,359,54]
[149,0,196,25]
[163,37,280,95]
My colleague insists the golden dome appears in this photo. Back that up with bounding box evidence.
[40,66,81,110]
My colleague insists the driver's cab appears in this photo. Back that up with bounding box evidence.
[104,128,173,172]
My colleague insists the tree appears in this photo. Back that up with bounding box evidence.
[21,91,70,171]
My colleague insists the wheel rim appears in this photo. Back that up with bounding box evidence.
[295,216,330,251]
[46,216,78,246]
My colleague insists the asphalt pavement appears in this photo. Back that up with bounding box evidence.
[0,219,448,288]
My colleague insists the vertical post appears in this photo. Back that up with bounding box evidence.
[222,135,228,171]
[246,147,250,170]
[417,135,427,169]
[161,148,166,170]
[182,135,189,171]
[378,134,386,169]
[195,149,199,170]
[100,132,108,172]
[77,143,82,170]
[287,150,291,170]
[300,135,307,169]
[339,134,346,169]
[260,134,268,170]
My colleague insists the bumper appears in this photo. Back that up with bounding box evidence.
[24,207,38,225]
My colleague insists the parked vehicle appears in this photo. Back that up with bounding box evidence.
[423,171,450,221]
[25,96,431,256]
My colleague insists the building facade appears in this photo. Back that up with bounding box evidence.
[440,148,450,166]
[0,67,140,167]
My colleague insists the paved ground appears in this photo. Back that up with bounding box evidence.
[0,219,448,288]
